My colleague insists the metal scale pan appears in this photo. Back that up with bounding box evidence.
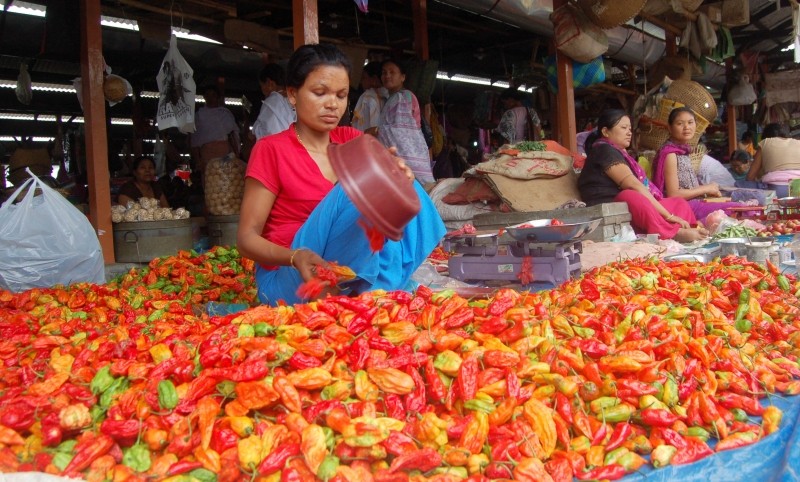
[505,218,602,243]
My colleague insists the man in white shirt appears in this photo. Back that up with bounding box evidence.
[351,61,387,134]
[252,64,295,140]
[190,85,240,173]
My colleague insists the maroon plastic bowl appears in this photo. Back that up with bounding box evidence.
[328,135,421,241]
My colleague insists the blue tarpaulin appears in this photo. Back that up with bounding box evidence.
[623,395,800,481]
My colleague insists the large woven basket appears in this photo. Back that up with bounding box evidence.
[665,79,718,121]
[642,0,704,15]
[690,144,707,172]
[577,0,647,29]
[637,120,671,151]
[721,0,750,27]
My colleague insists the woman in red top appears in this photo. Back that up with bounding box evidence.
[238,44,445,305]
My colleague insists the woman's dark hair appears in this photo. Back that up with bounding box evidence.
[763,123,789,139]
[730,149,752,163]
[363,61,383,78]
[668,107,696,125]
[132,156,154,171]
[381,59,407,75]
[259,63,286,86]
[286,43,352,89]
[584,109,629,154]
[499,88,524,102]
[741,130,753,142]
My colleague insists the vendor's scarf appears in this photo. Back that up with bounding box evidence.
[594,137,663,200]
[652,139,691,193]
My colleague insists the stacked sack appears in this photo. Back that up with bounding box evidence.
[638,79,718,150]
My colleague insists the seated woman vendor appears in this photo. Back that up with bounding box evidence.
[744,123,800,197]
[651,107,743,224]
[237,43,445,306]
[117,156,170,208]
[577,109,707,243]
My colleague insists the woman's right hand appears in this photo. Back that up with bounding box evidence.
[705,183,721,197]
[673,217,690,229]
[291,248,327,282]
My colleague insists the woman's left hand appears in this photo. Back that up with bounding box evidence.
[388,146,414,182]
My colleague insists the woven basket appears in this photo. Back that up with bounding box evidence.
[665,79,718,121]
[577,0,647,29]
[10,146,50,171]
[657,98,686,124]
[642,0,703,15]
[721,0,750,27]
[690,144,708,172]
[637,121,671,151]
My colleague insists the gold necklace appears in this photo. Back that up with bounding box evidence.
[295,124,325,153]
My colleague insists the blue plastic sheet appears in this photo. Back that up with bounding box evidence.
[622,395,800,481]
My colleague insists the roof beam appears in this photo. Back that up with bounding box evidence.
[116,0,219,25]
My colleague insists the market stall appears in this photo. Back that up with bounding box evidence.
[1,245,800,481]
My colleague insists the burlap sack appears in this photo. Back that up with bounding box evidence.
[474,150,573,180]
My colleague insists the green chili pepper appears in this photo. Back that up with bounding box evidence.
[686,426,710,442]
[735,288,750,323]
[731,408,749,422]
[254,322,274,337]
[237,324,255,338]
[122,443,152,472]
[651,444,677,468]
[157,380,179,410]
[52,452,74,471]
[99,377,129,408]
[90,366,115,395]
[463,398,496,414]
[188,468,218,482]
[778,275,791,292]
[573,326,595,338]
[589,397,621,413]
[317,455,340,482]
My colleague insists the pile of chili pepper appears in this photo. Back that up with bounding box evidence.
[0,256,799,481]
[109,246,257,306]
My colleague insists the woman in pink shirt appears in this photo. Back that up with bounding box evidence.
[237,44,445,305]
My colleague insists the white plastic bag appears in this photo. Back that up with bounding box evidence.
[0,170,105,292]
[156,35,196,133]
[728,75,757,106]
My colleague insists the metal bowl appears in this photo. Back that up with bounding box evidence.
[777,197,800,208]
[745,236,775,247]
[663,254,708,263]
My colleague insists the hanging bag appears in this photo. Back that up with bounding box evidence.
[728,74,757,106]
[0,169,105,292]
[156,35,197,133]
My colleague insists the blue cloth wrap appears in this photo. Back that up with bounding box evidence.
[255,181,445,305]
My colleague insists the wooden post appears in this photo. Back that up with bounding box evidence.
[80,0,114,263]
[412,0,429,60]
[292,0,318,49]
[665,31,677,56]
[552,0,576,153]
[726,58,737,157]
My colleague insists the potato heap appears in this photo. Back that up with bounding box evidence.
[204,155,245,216]
[111,198,190,223]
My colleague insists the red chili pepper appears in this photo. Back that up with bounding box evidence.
[382,352,429,370]
[476,316,509,334]
[490,438,522,462]
[569,339,609,358]
[383,393,406,419]
[348,337,370,371]
[616,379,658,396]
[258,442,301,475]
[63,434,114,475]
[554,392,573,424]
[660,428,689,450]
[591,421,608,446]
[389,447,442,473]
[0,403,36,432]
[670,437,713,465]
[99,419,141,447]
[288,351,322,370]
[425,359,447,403]
[458,354,479,401]
[210,427,239,454]
[484,462,513,479]
[404,366,426,414]
[544,457,574,482]
[575,463,627,480]
[167,460,204,476]
[303,400,343,424]
[382,431,417,457]
[640,408,679,427]
[606,422,632,451]
[717,392,765,415]
[580,279,600,301]
[506,369,521,401]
